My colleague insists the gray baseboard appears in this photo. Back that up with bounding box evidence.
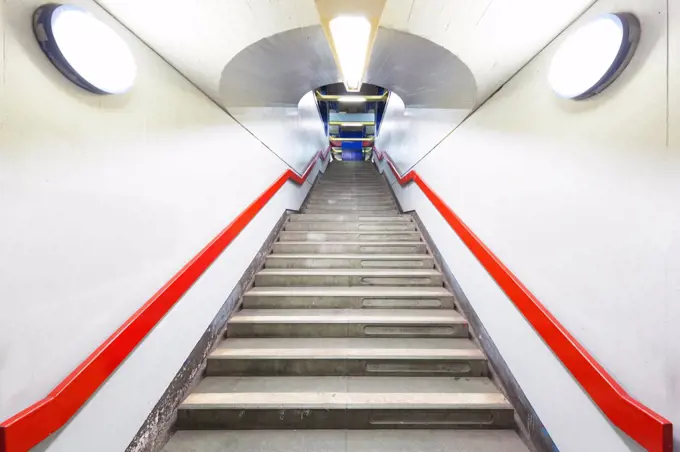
[410,211,558,452]
[126,211,291,452]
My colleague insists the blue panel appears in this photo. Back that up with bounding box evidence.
[342,141,362,151]
[342,150,363,161]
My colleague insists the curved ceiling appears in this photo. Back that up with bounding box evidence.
[219,26,339,108]
[98,0,595,109]
[220,25,476,109]
[366,28,475,109]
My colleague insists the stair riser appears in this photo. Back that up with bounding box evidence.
[272,243,428,254]
[307,197,394,204]
[317,182,384,186]
[176,408,514,430]
[285,223,416,232]
[242,295,454,309]
[206,359,488,377]
[314,188,390,193]
[289,215,410,222]
[304,210,400,215]
[310,189,394,200]
[316,187,388,192]
[255,274,443,287]
[264,257,435,269]
[306,201,395,208]
[305,205,396,211]
[227,323,468,338]
[277,232,422,242]
[304,206,397,213]
[318,180,385,184]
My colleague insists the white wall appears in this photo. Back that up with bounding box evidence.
[229,91,328,173]
[0,1,325,450]
[378,0,679,450]
[376,93,470,173]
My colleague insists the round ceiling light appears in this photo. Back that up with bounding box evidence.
[548,13,640,100]
[33,4,137,94]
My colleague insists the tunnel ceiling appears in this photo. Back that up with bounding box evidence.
[99,0,596,109]
[219,26,340,107]
[219,25,475,109]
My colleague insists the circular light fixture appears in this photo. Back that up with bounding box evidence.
[548,13,640,100]
[33,4,137,94]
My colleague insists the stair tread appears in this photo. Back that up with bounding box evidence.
[164,430,530,452]
[257,268,441,276]
[182,376,510,409]
[210,338,484,360]
[266,254,431,259]
[290,214,411,220]
[245,286,452,296]
[229,309,465,324]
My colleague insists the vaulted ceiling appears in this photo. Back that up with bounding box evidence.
[97,0,595,109]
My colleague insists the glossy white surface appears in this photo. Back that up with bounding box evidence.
[228,92,328,174]
[376,92,469,173]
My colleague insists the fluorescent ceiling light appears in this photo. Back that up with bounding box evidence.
[548,13,639,100]
[338,96,366,103]
[329,16,371,92]
[34,4,137,94]
[341,123,363,127]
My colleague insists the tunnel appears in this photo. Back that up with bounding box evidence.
[0,1,678,452]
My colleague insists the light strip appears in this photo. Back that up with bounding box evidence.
[337,95,366,103]
[329,16,371,92]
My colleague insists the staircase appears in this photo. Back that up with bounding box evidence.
[164,162,529,451]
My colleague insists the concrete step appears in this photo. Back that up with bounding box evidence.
[242,286,455,309]
[176,376,514,430]
[321,178,382,181]
[164,430,531,452]
[264,254,434,269]
[306,201,395,208]
[304,205,397,212]
[307,197,395,205]
[312,192,392,199]
[297,211,403,217]
[254,268,443,287]
[206,337,487,377]
[289,214,411,222]
[307,198,395,205]
[304,209,400,215]
[277,231,422,242]
[227,309,467,338]
[272,241,427,254]
[318,178,384,182]
[315,185,388,190]
[314,186,389,191]
[309,191,391,197]
[316,185,388,191]
[284,222,417,232]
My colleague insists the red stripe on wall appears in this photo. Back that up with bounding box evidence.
[373,148,672,452]
[0,148,330,452]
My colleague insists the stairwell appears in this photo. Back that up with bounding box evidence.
[163,162,530,451]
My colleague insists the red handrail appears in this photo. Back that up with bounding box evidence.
[0,147,330,452]
[373,148,673,452]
